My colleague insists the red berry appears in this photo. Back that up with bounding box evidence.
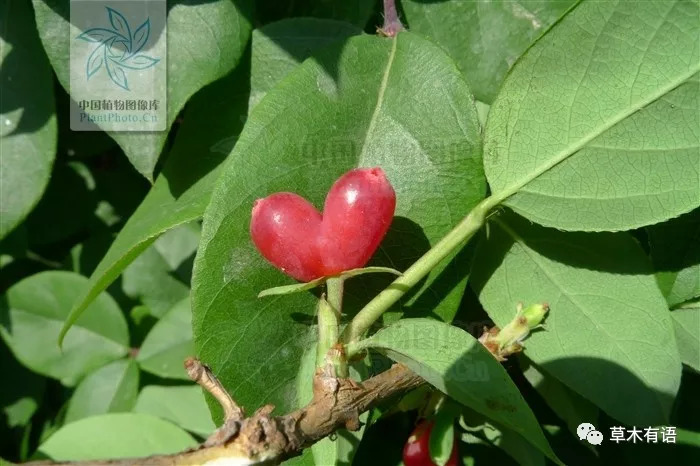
[319,167,396,275]
[250,193,324,282]
[403,420,435,466]
[403,420,460,466]
[250,167,396,281]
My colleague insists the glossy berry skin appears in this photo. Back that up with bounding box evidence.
[403,420,460,466]
[250,193,324,282]
[250,167,396,281]
[319,167,396,275]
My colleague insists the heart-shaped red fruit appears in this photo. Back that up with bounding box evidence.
[250,167,396,281]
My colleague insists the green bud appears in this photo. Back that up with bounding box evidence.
[520,303,549,329]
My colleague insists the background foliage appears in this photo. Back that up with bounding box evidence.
[1,0,698,465]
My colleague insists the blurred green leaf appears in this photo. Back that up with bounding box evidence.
[0,341,46,428]
[121,224,197,317]
[352,318,559,463]
[484,0,700,231]
[57,18,361,348]
[25,162,96,246]
[471,211,682,425]
[193,31,485,421]
[672,308,700,372]
[37,413,196,461]
[648,208,700,308]
[64,359,139,423]
[133,386,215,437]
[0,271,128,386]
[256,0,375,28]
[136,298,192,380]
[402,0,575,103]
[0,0,57,240]
[32,0,252,180]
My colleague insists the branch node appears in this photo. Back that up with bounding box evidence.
[185,357,245,422]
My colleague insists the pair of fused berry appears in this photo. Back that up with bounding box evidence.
[251,167,396,281]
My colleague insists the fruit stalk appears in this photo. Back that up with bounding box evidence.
[316,277,344,370]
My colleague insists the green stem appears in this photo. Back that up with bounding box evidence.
[340,196,497,343]
[326,276,344,316]
[316,277,344,368]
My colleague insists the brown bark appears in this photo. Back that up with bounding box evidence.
[25,362,423,466]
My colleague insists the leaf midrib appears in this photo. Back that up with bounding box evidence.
[356,35,398,166]
[494,66,700,204]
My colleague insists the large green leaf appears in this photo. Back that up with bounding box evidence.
[37,413,196,461]
[57,18,360,345]
[32,0,252,180]
[351,319,559,463]
[133,385,216,437]
[136,298,193,380]
[672,308,699,372]
[192,31,485,418]
[0,271,129,386]
[64,359,139,423]
[402,0,576,103]
[0,0,56,239]
[648,208,700,307]
[470,211,682,425]
[484,0,700,231]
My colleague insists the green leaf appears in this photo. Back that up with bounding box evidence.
[648,208,700,307]
[25,162,96,246]
[37,413,196,461]
[520,358,598,436]
[0,0,56,239]
[470,211,682,425]
[351,319,559,463]
[57,18,359,345]
[672,308,700,372]
[64,359,139,423]
[136,298,193,380]
[249,18,363,109]
[256,0,375,28]
[0,341,46,428]
[32,0,252,180]
[484,0,700,231]
[402,0,576,103]
[430,413,455,466]
[257,266,401,298]
[193,31,485,419]
[461,407,546,466]
[0,271,129,386]
[133,385,216,437]
[121,224,196,317]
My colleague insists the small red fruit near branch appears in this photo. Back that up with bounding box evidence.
[403,420,460,466]
[250,167,396,281]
